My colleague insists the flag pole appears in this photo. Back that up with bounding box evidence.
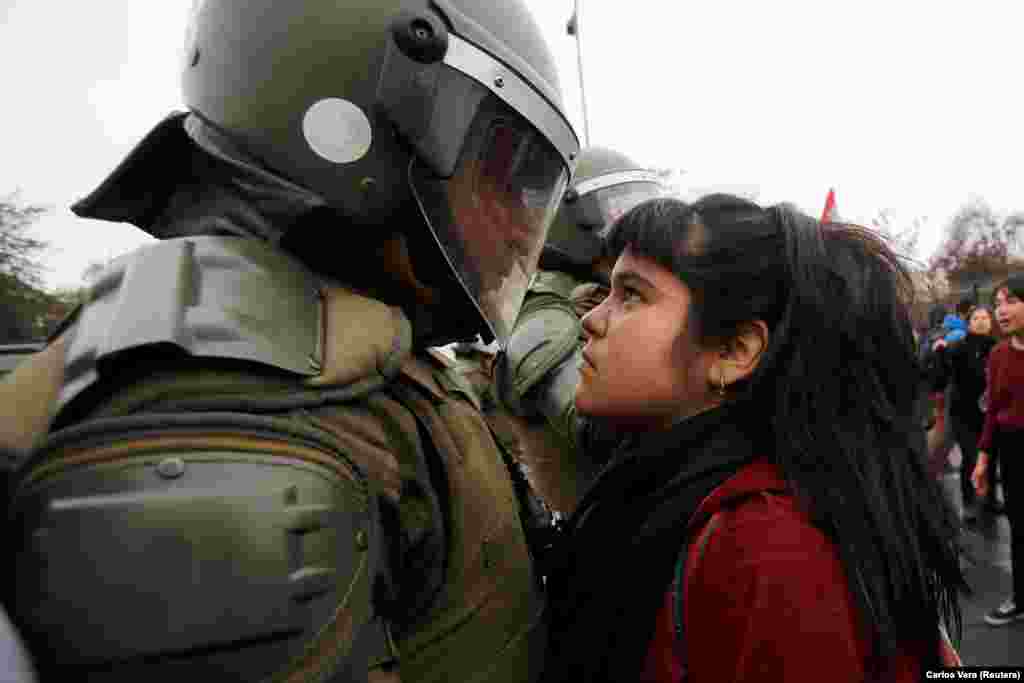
[568,0,591,146]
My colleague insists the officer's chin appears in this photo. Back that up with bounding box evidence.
[375,234,441,307]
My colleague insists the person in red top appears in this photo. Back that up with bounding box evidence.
[972,275,1024,625]
[542,195,965,683]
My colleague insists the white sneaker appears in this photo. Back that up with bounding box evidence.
[984,597,1024,626]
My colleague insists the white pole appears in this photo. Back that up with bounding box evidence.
[567,0,591,147]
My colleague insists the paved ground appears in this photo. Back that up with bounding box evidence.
[941,448,1024,666]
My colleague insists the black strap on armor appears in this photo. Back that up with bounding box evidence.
[487,423,565,585]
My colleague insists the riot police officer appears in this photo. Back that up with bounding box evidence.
[1,1,577,681]
[488,146,664,514]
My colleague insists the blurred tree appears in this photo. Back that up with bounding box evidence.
[0,193,52,342]
[0,275,49,342]
[867,210,938,328]
[0,193,49,288]
[870,209,923,262]
[929,197,1024,303]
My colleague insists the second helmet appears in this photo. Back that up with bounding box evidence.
[541,146,664,276]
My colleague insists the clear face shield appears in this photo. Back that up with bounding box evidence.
[572,175,665,239]
[409,94,567,345]
[379,28,578,346]
[543,175,664,271]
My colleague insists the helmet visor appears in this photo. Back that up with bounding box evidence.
[574,180,664,238]
[410,93,568,345]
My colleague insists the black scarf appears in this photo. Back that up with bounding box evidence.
[543,403,765,682]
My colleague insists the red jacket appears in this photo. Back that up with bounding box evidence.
[979,340,1024,451]
[641,461,927,682]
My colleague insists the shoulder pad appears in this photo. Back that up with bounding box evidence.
[59,237,322,413]
[10,415,381,680]
[496,296,580,415]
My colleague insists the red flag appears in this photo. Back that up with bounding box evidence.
[820,188,839,223]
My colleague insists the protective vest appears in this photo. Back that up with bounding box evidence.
[7,236,545,682]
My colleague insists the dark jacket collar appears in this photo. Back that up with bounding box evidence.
[544,403,767,682]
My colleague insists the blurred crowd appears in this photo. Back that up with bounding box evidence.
[918,283,1024,628]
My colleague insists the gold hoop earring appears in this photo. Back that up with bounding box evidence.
[718,371,727,398]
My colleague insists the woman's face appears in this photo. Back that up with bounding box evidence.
[577,246,720,430]
[996,289,1024,336]
[969,308,993,336]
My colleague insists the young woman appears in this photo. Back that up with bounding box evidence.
[933,305,998,522]
[542,196,964,682]
[973,276,1024,625]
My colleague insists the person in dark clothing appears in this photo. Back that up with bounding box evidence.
[542,196,965,683]
[920,306,949,364]
[923,306,971,477]
[920,305,949,434]
[934,305,998,522]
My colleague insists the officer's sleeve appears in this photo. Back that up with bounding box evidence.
[494,290,581,420]
[0,341,54,681]
[0,335,68,454]
[529,351,581,447]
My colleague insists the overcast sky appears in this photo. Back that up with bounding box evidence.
[2,0,1022,290]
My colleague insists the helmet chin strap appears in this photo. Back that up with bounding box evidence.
[378,234,440,307]
[341,230,483,347]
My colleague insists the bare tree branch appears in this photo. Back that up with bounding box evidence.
[870,208,924,264]
[0,192,49,288]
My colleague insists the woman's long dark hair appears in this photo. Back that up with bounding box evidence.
[605,194,966,670]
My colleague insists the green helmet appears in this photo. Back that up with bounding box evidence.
[540,146,663,275]
[181,0,579,344]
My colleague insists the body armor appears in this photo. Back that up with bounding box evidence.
[4,0,579,678]
[7,237,545,682]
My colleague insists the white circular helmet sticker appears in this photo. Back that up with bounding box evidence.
[302,98,373,164]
